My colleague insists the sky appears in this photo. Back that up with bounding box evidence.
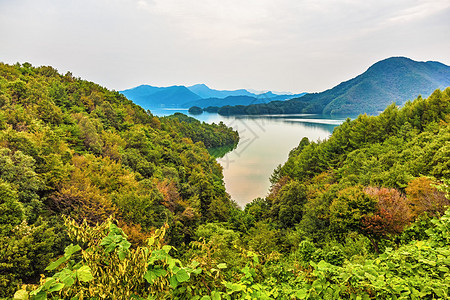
[1,0,449,93]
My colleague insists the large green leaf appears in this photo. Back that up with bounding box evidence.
[42,278,56,290]
[31,291,47,300]
[175,268,190,283]
[55,269,75,287]
[217,263,227,269]
[45,256,67,271]
[223,281,245,294]
[144,267,167,283]
[211,291,221,300]
[296,288,308,299]
[46,244,82,271]
[118,249,127,261]
[64,244,82,258]
[47,283,65,293]
[192,268,202,275]
[13,289,29,300]
[76,266,94,282]
[162,245,172,253]
[169,275,179,288]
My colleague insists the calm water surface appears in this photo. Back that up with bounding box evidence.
[151,108,346,207]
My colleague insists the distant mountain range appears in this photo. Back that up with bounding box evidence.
[188,84,255,98]
[120,84,305,109]
[120,85,201,108]
[217,57,450,116]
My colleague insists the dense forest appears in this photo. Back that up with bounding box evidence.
[1,62,449,299]
[161,113,238,149]
[0,62,238,298]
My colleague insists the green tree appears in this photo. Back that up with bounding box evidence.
[0,179,23,234]
[329,185,376,237]
[269,180,307,228]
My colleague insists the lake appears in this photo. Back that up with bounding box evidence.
[151,108,346,208]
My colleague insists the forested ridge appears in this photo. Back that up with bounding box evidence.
[1,62,450,299]
[162,113,238,149]
[0,62,238,297]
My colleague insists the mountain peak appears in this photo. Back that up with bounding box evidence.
[186,84,256,99]
[379,56,413,62]
[189,83,209,88]
[366,57,414,71]
[216,57,450,116]
[314,57,450,114]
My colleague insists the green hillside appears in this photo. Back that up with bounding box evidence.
[0,62,238,297]
[2,63,450,299]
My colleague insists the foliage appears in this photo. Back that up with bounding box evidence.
[405,177,450,218]
[3,61,450,299]
[162,113,239,148]
[267,179,307,228]
[0,62,239,297]
[362,187,412,252]
[16,208,450,299]
[264,88,450,246]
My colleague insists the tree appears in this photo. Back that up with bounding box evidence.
[0,180,23,234]
[75,114,103,154]
[0,148,43,222]
[268,180,307,228]
[329,185,376,237]
[405,177,450,219]
[362,187,412,252]
[0,180,58,297]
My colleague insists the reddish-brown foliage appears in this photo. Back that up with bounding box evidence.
[363,187,412,238]
[118,220,152,247]
[157,179,182,213]
[405,177,450,218]
[49,183,117,225]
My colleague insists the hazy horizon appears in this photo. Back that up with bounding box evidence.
[1,0,449,94]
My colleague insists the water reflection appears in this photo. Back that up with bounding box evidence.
[151,108,346,207]
[208,143,238,159]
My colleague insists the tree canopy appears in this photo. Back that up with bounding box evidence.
[1,62,449,299]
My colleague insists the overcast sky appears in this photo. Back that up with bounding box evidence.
[1,0,449,93]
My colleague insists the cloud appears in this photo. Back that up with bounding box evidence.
[134,0,276,45]
[387,0,450,24]
[128,0,448,50]
[0,0,448,92]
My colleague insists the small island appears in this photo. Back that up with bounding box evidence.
[188,105,203,114]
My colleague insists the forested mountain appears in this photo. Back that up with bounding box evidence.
[266,88,450,236]
[217,57,450,116]
[162,113,239,148]
[0,62,238,297]
[17,86,450,300]
[3,62,450,299]
[121,83,304,109]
